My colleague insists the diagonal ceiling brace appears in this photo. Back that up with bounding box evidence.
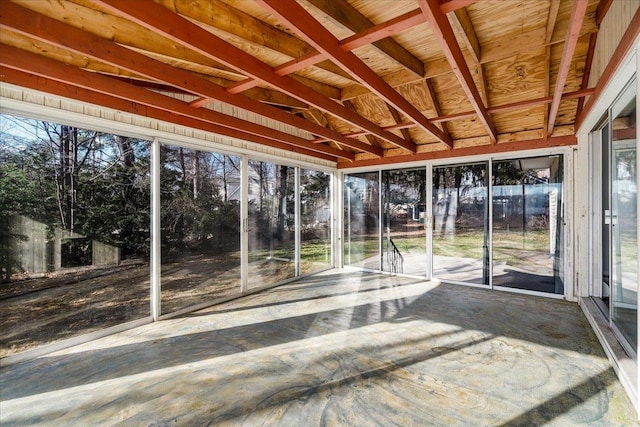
[257,0,450,149]
[93,0,411,153]
[203,1,476,101]
[0,1,380,157]
[0,44,354,161]
[547,0,588,137]
[418,0,497,144]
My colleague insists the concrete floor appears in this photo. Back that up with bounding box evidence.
[0,268,637,426]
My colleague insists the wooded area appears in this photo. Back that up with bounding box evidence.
[0,114,332,355]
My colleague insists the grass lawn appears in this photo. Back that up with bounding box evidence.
[344,228,555,269]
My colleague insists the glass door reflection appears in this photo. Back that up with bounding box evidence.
[247,160,296,289]
[432,162,489,285]
[382,168,427,276]
[610,79,637,353]
[492,155,564,294]
[344,172,380,269]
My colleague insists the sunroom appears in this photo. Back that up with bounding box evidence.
[0,0,639,423]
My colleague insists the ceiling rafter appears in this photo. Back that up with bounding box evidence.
[0,67,339,162]
[203,0,475,101]
[340,135,577,168]
[448,7,489,107]
[312,87,594,143]
[422,79,451,137]
[302,109,346,152]
[542,0,561,138]
[596,0,614,26]
[0,44,353,162]
[343,100,384,149]
[155,0,353,83]
[341,8,598,104]
[257,0,450,150]
[0,1,381,158]
[577,0,611,118]
[385,105,414,143]
[547,0,588,137]
[306,0,425,77]
[418,0,497,144]
[93,0,407,153]
[576,32,598,119]
[576,6,640,131]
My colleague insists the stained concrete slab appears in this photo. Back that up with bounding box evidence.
[0,268,637,426]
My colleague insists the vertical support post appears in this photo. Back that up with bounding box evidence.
[333,171,342,268]
[150,137,161,320]
[564,147,575,300]
[295,167,301,277]
[488,158,494,290]
[378,170,382,271]
[425,164,433,280]
[346,173,351,266]
[635,52,640,410]
[241,155,249,293]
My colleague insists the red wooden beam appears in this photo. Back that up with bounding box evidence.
[417,0,497,143]
[596,0,614,26]
[576,32,598,119]
[199,0,473,104]
[547,0,588,136]
[0,67,338,162]
[258,0,449,149]
[0,2,380,157]
[94,0,411,153]
[223,51,324,96]
[311,88,594,142]
[0,45,353,161]
[338,135,576,169]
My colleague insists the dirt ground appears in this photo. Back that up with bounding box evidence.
[0,253,295,358]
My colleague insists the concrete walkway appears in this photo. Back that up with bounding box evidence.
[1,269,637,426]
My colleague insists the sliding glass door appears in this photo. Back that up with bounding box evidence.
[160,146,241,314]
[492,155,564,294]
[247,160,296,289]
[432,163,489,285]
[344,157,566,295]
[610,79,637,351]
[382,168,427,276]
[344,172,379,269]
[300,169,332,275]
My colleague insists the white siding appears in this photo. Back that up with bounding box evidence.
[589,0,640,88]
[0,83,335,169]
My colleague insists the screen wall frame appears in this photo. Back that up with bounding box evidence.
[0,102,335,364]
[339,146,574,301]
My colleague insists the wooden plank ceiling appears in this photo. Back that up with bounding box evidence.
[0,0,602,167]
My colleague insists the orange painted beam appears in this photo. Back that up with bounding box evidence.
[0,45,353,161]
[196,0,473,107]
[258,0,448,150]
[311,88,594,143]
[94,0,410,152]
[596,0,614,26]
[224,51,323,96]
[576,32,598,119]
[0,67,338,162]
[0,2,378,157]
[338,135,576,169]
[547,0,588,136]
[418,0,497,143]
